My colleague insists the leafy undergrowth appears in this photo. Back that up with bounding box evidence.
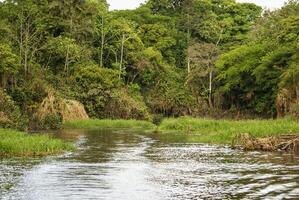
[64,119,156,130]
[0,129,73,157]
[158,117,299,144]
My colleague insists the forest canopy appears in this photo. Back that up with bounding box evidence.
[0,0,298,130]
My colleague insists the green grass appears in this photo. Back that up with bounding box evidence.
[63,117,299,146]
[159,117,299,144]
[63,119,156,130]
[0,129,73,157]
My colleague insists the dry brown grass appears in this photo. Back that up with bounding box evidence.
[35,90,89,122]
[0,112,11,124]
[233,133,299,152]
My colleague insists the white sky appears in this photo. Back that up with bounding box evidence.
[107,0,287,10]
[237,0,286,9]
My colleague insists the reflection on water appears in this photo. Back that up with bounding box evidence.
[1,129,299,200]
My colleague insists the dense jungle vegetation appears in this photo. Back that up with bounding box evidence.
[0,0,298,130]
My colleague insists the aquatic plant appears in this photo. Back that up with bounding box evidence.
[0,129,73,157]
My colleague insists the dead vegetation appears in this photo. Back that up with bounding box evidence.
[35,90,89,122]
[0,112,11,125]
[233,133,299,152]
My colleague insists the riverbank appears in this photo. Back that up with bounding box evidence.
[0,129,73,157]
[64,117,299,151]
[3,117,297,157]
[158,117,299,147]
[64,117,299,145]
[64,119,156,130]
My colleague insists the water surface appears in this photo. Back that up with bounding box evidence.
[1,129,299,200]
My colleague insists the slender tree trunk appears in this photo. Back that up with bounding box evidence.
[19,9,23,70]
[100,17,105,67]
[207,28,223,108]
[24,23,29,76]
[113,49,118,64]
[187,56,190,74]
[209,70,213,108]
[187,13,191,75]
[65,17,73,75]
[2,74,8,89]
[119,33,125,80]
[64,46,70,74]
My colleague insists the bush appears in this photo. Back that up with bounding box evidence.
[0,88,27,130]
[145,69,201,117]
[72,65,120,117]
[152,114,164,125]
[72,66,151,120]
[100,87,151,120]
[30,113,63,130]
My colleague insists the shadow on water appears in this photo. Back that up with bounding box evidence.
[1,128,299,200]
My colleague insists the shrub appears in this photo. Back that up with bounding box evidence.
[0,88,27,130]
[72,65,120,117]
[30,113,63,130]
[100,87,151,120]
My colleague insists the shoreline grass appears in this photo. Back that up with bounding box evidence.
[63,119,156,130]
[63,117,299,145]
[0,129,73,157]
[158,117,299,144]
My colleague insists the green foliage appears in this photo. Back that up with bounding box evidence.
[100,87,151,120]
[0,129,73,157]
[145,68,199,116]
[0,88,27,130]
[44,36,87,74]
[72,65,120,117]
[0,44,20,87]
[0,0,297,131]
[216,1,299,115]
[31,113,63,131]
[159,117,299,144]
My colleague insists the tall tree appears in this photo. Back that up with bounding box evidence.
[2,0,46,75]
[187,42,220,107]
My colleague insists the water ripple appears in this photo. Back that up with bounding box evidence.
[1,129,299,200]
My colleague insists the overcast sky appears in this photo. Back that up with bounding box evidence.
[107,0,286,10]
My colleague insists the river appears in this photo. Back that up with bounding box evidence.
[1,129,299,200]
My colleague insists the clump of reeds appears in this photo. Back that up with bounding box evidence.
[0,129,73,157]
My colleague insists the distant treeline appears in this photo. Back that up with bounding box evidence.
[0,0,298,130]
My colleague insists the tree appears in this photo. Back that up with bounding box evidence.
[187,42,220,107]
[95,7,109,67]
[146,0,185,15]
[44,36,87,75]
[215,0,299,115]
[2,0,46,76]
[73,65,120,117]
[0,44,20,88]
[104,17,144,79]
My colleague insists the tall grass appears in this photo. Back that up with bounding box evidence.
[64,119,156,130]
[0,129,73,157]
[159,117,299,144]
